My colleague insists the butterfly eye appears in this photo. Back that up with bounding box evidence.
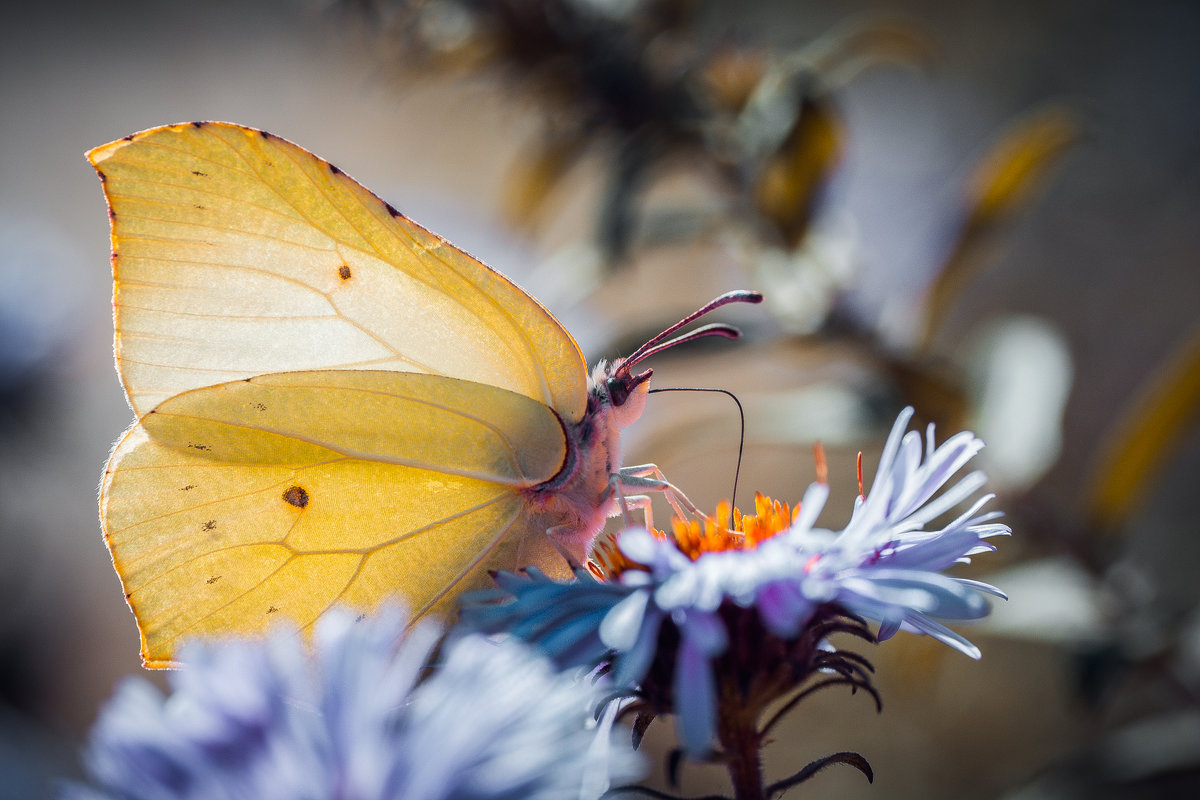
[606,368,652,407]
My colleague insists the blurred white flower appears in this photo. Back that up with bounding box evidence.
[65,609,642,800]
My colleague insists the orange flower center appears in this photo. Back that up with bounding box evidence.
[588,492,801,580]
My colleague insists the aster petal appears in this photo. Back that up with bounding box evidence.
[790,481,830,534]
[655,562,706,611]
[842,569,990,619]
[884,528,987,571]
[539,607,626,665]
[599,589,652,651]
[617,528,684,574]
[901,470,989,530]
[900,614,982,659]
[673,636,718,757]
[678,610,729,656]
[580,700,631,800]
[612,605,666,686]
[876,618,902,641]
[971,521,1012,539]
[953,577,1009,600]
[755,579,816,638]
[460,569,635,670]
[875,407,915,490]
[897,431,984,518]
[891,430,924,515]
[849,408,912,531]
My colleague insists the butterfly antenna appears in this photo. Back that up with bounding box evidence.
[616,290,763,377]
[648,386,746,528]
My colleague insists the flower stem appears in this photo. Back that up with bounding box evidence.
[718,708,765,800]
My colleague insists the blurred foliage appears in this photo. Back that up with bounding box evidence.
[1082,327,1200,531]
[351,0,932,263]
[344,1,1087,441]
[916,105,1081,351]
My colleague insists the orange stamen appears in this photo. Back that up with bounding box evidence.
[856,451,864,499]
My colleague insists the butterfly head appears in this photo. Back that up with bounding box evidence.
[591,357,654,428]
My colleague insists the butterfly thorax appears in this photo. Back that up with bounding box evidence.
[523,358,650,563]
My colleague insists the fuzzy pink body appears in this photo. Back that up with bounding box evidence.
[523,359,650,563]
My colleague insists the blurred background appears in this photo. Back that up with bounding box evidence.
[2,0,1199,797]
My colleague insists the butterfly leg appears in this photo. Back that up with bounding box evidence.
[612,492,656,529]
[613,464,701,523]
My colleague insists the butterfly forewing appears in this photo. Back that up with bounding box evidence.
[88,122,588,422]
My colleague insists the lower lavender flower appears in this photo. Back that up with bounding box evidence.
[64,609,643,800]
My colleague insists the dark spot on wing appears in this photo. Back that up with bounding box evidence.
[283,485,310,508]
[266,605,279,614]
[385,202,400,217]
[259,130,272,139]
[96,170,107,183]
[329,163,342,175]
[194,204,206,210]
[251,402,267,411]
[191,121,204,129]
[188,442,211,451]
[191,170,207,177]
[180,484,196,491]
[201,520,217,531]
[206,575,221,585]
[121,134,134,141]
[107,208,116,221]
[337,264,351,281]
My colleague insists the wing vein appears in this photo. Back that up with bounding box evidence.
[107,470,344,538]
[213,129,553,406]
[411,503,525,618]
[152,408,532,486]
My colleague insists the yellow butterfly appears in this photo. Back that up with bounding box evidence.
[89,122,760,667]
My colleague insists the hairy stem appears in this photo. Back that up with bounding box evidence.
[718,706,765,800]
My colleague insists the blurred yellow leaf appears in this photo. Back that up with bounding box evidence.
[806,15,937,82]
[965,105,1079,224]
[1084,328,1200,530]
[919,106,1079,349]
[754,95,843,249]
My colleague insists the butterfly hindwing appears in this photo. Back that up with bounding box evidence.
[101,370,568,667]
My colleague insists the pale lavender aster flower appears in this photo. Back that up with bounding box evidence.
[64,609,642,800]
[463,407,1009,759]
[778,405,1011,656]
